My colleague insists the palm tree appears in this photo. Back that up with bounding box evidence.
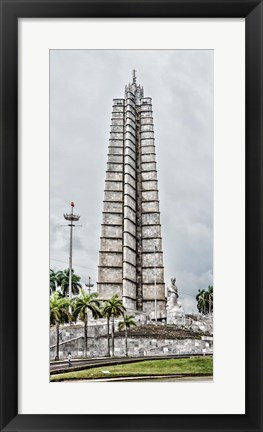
[196,289,206,314]
[118,315,137,356]
[49,269,63,294]
[72,290,101,357]
[103,295,126,357]
[57,268,82,297]
[50,292,72,360]
[198,291,208,314]
[196,286,213,315]
[206,285,213,314]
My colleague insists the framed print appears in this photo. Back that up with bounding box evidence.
[0,1,262,431]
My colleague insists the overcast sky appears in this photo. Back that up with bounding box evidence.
[50,49,213,313]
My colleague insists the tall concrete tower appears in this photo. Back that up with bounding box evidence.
[97,71,166,319]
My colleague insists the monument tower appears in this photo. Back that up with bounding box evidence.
[97,71,166,319]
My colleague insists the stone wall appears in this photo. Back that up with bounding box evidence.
[50,316,213,360]
[50,329,213,360]
[185,314,213,334]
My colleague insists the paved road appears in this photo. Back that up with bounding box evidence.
[72,375,213,383]
[50,354,211,375]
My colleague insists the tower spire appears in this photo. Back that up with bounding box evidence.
[132,69,137,84]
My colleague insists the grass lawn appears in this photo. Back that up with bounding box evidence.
[50,356,213,382]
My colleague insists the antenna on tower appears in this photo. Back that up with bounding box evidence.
[132,69,137,84]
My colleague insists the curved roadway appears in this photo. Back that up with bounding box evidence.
[50,353,211,375]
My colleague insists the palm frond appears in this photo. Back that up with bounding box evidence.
[50,291,72,325]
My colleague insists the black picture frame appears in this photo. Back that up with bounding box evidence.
[0,1,262,431]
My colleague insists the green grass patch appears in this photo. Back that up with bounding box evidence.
[50,356,213,382]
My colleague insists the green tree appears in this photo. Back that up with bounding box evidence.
[49,269,63,294]
[50,292,72,360]
[57,268,82,297]
[103,295,126,357]
[72,290,101,357]
[118,314,137,356]
[196,286,213,315]
[206,285,213,314]
[198,291,207,314]
[101,303,111,357]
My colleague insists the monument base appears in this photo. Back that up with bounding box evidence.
[166,306,186,326]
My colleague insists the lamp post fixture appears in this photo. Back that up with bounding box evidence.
[85,276,94,295]
[63,202,80,301]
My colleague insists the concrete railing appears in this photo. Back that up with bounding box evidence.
[50,336,83,349]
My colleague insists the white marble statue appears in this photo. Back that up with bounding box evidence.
[166,277,185,325]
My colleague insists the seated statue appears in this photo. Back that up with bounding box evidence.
[167,277,180,309]
[166,276,185,325]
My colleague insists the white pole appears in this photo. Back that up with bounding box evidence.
[64,202,80,310]
[69,205,73,301]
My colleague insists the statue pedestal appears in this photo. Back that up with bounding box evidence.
[166,306,186,326]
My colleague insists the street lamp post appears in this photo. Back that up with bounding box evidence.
[63,202,80,301]
[85,276,94,294]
